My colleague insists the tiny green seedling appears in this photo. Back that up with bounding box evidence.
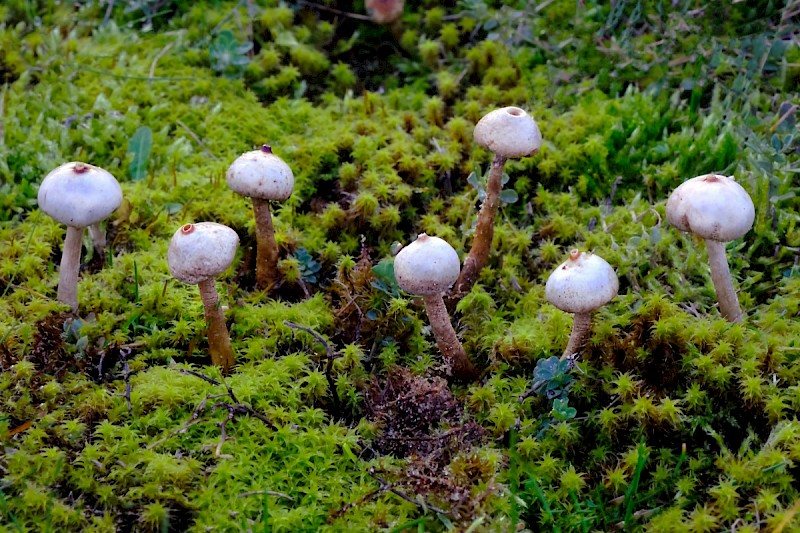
[467,165,519,205]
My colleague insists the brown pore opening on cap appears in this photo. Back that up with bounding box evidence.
[181,224,195,234]
[261,145,272,154]
[507,107,523,116]
[72,162,90,173]
[569,249,582,261]
[702,175,722,183]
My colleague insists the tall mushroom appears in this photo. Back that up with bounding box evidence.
[666,174,755,322]
[452,106,542,300]
[394,233,478,381]
[37,162,122,313]
[168,222,239,373]
[545,250,619,358]
[226,145,294,291]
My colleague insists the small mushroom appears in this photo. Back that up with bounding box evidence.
[545,250,619,358]
[366,0,404,24]
[37,162,123,312]
[666,174,755,323]
[453,107,542,300]
[394,233,478,381]
[226,145,294,291]
[168,222,239,373]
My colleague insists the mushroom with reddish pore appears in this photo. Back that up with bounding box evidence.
[365,0,404,24]
[545,250,619,358]
[452,106,542,300]
[37,162,123,312]
[226,145,294,291]
[394,233,479,381]
[168,222,239,373]
[666,174,755,322]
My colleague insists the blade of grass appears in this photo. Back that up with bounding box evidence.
[524,474,561,533]
[389,517,427,532]
[0,486,24,533]
[624,441,648,527]
[1,223,37,300]
[773,498,800,533]
[262,490,269,533]
[134,260,140,303]
[508,428,521,528]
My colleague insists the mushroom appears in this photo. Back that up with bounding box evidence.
[37,162,123,312]
[666,174,755,322]
[545,250,619,358]
[226,145,294,291]
[366,0,404,24]
[168,222,239,373]
[452,106,542,300]
[394,233,478,381]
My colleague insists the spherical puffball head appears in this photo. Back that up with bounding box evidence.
[666,174,754,323]
[545,250,619,315]
[38,162,123,228]
[666,174,755,242]
[168,222,239,285]
[394,233,478,381]
[226,145,294,201]
[473,107,543,159]
[394,234,460,296]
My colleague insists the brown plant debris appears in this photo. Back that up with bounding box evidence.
[356,367,491,524]
[27,312,84,376]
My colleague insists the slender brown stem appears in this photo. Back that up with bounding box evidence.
[198,279,235,373]
[422,294,478,381]
[253,198,279,291]
[88,223,106,257]
[564,312,592,358]
[452,154,507,300]
[705,239,743,322]
[57,226,84,313]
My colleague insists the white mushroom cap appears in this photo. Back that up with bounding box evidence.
[168,222,239,284]
[473,107,543,159]
[545,250,619,314]
[666,174,755,242]
[226,145,294,201]
[394,233,460,296]
[38,162,122,228]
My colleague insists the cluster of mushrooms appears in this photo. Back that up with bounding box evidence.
[37,107,756,380]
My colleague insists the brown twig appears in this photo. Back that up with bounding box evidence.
[147,393,218,450]
[149,41,175,80]
[215,406,236,458]
[238,490,295,501]
[368,470,450,516]
[176,119,219,160]
[296,0,372,20]
[118,347,132,414]
[102,0,115,25]
[330,468,451,522]
[381,426,465,442]
[284,321,341,413]
[148,369,274,452]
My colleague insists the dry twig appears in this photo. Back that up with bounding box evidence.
[284,321,341,414]
[148,369,273,455]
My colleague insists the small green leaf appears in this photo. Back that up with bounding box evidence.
[128,126,153,181]
[467,172,483,191]
[499,189,518,204]
[374,258,401,296]
[275,31,299,48]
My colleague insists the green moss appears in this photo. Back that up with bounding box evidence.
[0,0,798,531]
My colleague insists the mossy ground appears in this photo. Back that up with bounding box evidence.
[0,0,799,531]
